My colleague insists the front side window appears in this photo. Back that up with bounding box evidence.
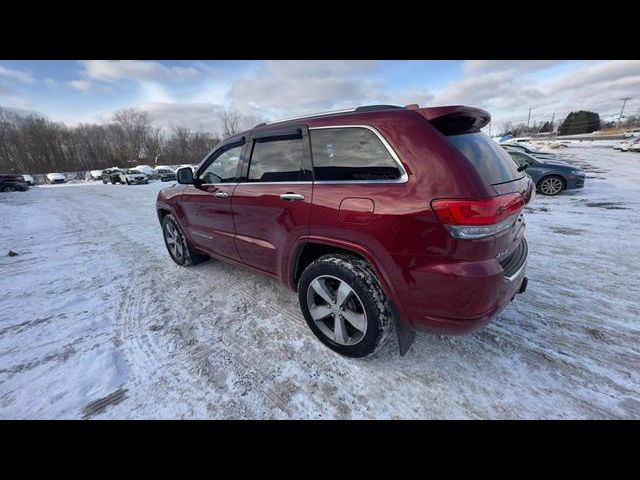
[199,144,243,184]
[310,127,401,181]
[247,136,304,182]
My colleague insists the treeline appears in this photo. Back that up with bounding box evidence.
[498,120,554,138]
[0,107,263,174]
[498,110,605,137]
[558,111,601,136]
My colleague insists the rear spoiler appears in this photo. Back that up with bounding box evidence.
[411,105,490,135]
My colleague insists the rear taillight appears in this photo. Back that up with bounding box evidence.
[431,193,524,239]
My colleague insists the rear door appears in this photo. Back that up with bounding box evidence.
[231,126,313,276]
[180,140,246,261]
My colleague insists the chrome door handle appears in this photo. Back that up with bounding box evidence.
[214,192,229,198]
[279,193,305,201]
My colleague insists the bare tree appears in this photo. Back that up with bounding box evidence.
[0,106,221,174]
[218,108,243,138]
[111,109,153,164]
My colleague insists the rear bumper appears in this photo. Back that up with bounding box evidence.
[398,239,529,335]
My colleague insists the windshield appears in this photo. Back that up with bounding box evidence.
[447,132,525,185]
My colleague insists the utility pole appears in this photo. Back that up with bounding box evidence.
[526,107,532,130]
[550,112,555,138]
[618,97,631,127]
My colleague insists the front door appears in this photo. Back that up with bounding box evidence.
[181,141,245,261]
[232,126,313,276]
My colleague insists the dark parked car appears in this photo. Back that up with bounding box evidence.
[504,147,585,196]
[102,168,123,184]
[155,167,176,182]
[157,104,534,357]
[502,143,557,160]
[0,174,29,192]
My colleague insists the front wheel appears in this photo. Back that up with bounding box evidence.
[298,254,394,358]
[538,175,564,196]
[161,214,208,266]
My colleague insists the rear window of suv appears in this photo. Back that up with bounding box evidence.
[310,127,401,181]
[447,132,524,185]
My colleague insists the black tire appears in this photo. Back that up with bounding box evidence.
[102,178,107,184]
[161,214,208,266]
[298,254,394,358]
[538,175,565,196]
[2,186,16,192]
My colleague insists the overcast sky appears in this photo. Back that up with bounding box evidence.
[1,60,639,134]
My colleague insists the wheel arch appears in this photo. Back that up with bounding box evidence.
[288,237,409,327]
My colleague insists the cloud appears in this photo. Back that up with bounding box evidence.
[81,60,200,83]
[434,60,640,129]
[0,65,36,84]
[388,88,435,108]
[44,78,57,88]
[66,79,92,92]
[463,60,564,75]
[227,60,382,116]
[128,102,225,133]
[0,95,33,110]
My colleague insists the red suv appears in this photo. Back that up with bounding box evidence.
[157,104,533,357]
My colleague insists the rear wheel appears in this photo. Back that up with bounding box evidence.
[298,254,394,358]
[538,175,564,196]
[161,214,208,266]
[3,186,16,192]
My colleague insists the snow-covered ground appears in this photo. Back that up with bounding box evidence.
[1,145,639,419]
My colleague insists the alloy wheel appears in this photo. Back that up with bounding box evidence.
[540,177,563,195]
[306,275,367,346]
[164,222,184,262]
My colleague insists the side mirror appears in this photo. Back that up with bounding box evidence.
[176,166,194,185]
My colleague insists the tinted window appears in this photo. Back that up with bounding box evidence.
[508,151,530,167]
[447,133,524,185]
[247,137,304,182]
[310,128,401,181]
[199,145,243,184]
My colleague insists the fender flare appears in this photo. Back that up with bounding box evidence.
[288,236,413,331]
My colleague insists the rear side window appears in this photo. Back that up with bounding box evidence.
[310,127,401,181]
[447,133,524,186]
[247,137,305,182]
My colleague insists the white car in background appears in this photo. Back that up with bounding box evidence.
[614,137,640,151]
[133,165,156,178]
[22,174,34,186]
[117,169,149,185]
[89,170,103,180]
[46,173,66,184]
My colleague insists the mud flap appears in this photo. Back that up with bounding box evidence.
[390,303,415,357]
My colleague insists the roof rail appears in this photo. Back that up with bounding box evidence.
[256,104,405,127]
[354,104,404,112]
